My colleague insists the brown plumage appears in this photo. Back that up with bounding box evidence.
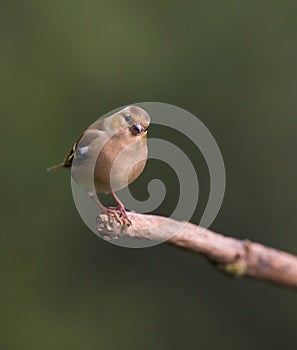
[48,105,150,225]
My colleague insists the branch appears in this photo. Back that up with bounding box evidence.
[96,212,297,290]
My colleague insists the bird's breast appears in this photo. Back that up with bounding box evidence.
[93,136,148,193]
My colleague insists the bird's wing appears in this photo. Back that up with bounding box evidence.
[47,129,103,171]
[66,129,103,167]
[47,115,107,172]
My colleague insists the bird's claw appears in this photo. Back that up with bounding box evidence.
[102,206,132,227]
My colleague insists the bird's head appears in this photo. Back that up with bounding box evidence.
[106,105,150,139]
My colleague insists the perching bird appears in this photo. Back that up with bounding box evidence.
[47,105,150,225]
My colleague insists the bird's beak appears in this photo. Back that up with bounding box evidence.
[130,123,149,136]
[130,124,143,135]
[134,124,143,133]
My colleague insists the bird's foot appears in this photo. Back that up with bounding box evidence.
[102,206,132,227]
[116,205,132,226]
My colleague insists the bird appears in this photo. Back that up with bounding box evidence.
[47,105,150,225]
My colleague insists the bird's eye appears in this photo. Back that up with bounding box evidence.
[124,115,132,123]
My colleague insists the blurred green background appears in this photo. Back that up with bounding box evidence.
[1,1,297,349]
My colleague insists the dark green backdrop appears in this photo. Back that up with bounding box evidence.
[1,1,296,349]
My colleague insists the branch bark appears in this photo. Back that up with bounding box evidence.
[96,212,297,290]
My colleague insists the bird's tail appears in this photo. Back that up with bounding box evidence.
[46,162,68,172]
[47,142,77,172]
